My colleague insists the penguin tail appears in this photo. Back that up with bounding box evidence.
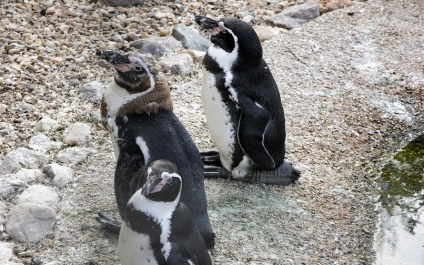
[243,162,301,185]
[95,212,122,233]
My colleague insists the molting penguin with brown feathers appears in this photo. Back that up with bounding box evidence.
[96,51,215,249]
[195,16,300,185]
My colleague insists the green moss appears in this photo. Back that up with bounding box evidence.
[379,134,424,232]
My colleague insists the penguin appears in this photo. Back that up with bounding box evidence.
[96,51,215,249]
[195,16,300,185]
[119,160,212,265]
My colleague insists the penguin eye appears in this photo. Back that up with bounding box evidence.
[221,29,227,34]
[134,66,143,72]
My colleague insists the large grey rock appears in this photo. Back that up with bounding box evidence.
[0,148,49,174]
[62,122,91,146]
[159,53,194,76]
[34,116,58,133]
[6,203,56,243]
[78,81,106,103]
[101,0,142,6]
[28,133,62,152]
[16,185,59,210]
[0,174,27,199]
[14,168,45,184]
[56,147,94,165]
[172,24,212,52]
[42,163,74,188]
[265,2,320,30]
[132,37,183,58]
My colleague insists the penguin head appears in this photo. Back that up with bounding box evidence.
[101,51,157,93]
[141,160,182,203]
[195,16,263,67]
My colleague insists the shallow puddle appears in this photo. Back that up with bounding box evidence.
[373,134,424,265]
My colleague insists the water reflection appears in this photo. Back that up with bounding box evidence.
[373,134,424,265]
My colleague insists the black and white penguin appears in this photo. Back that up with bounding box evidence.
[119,160,212,265]
[96,51,215,249]
[195,16,300,185]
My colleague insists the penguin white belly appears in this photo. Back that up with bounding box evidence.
[201,68,235,171]
[119,223,158,265]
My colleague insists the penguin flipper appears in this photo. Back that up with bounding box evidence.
[236,94,275,169]
[166,243,196,265]
[95,212,122,233]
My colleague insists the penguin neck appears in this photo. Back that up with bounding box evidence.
[101,72,173,127]
[128,189,180,222]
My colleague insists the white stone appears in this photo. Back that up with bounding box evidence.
[34,116,58,133]
[56,147,94,165]
[0,201,7,224]
[78,81,106,103]
[0,103,7,114]
[42,163,74,188]
[0,148,49,174]
[0,122,14,136]
[63,122,91,146]
[16,185,59,210]
[28,133,62,152]
[14,168,45,184]
[0,174,27,199]
[5,203,56,243]
[158,53,194,76]
[0,242,15,264]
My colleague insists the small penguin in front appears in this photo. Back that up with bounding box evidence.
[195,16,300,185]
[119,160,212,265]
[96,51,215,249]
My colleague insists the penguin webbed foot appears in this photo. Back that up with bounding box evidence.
[203,165,232,179]
[200,149,222,167]
[243,162,301,185]
[95,212,122,233]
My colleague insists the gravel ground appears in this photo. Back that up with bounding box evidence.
[1,0,423,264]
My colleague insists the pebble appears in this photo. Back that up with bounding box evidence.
[6,203,56,243]
[42,163,74,189]
[62,122,91,146]
[0,104,7,114]
[0,174,27,199]
[28,134,62,152]
[172,24,211,52]
[16,185,59,210]
[34,116,58,133]
[14,168,45,185]
[265,2,320,29]
[131,36,183,58]
[56,147,94,165]
[78,81,106,103]
[158,53,194,76]
[0,148,49,174]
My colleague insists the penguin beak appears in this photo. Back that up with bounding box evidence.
[195,16,219,30]
[100,51,137,73]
